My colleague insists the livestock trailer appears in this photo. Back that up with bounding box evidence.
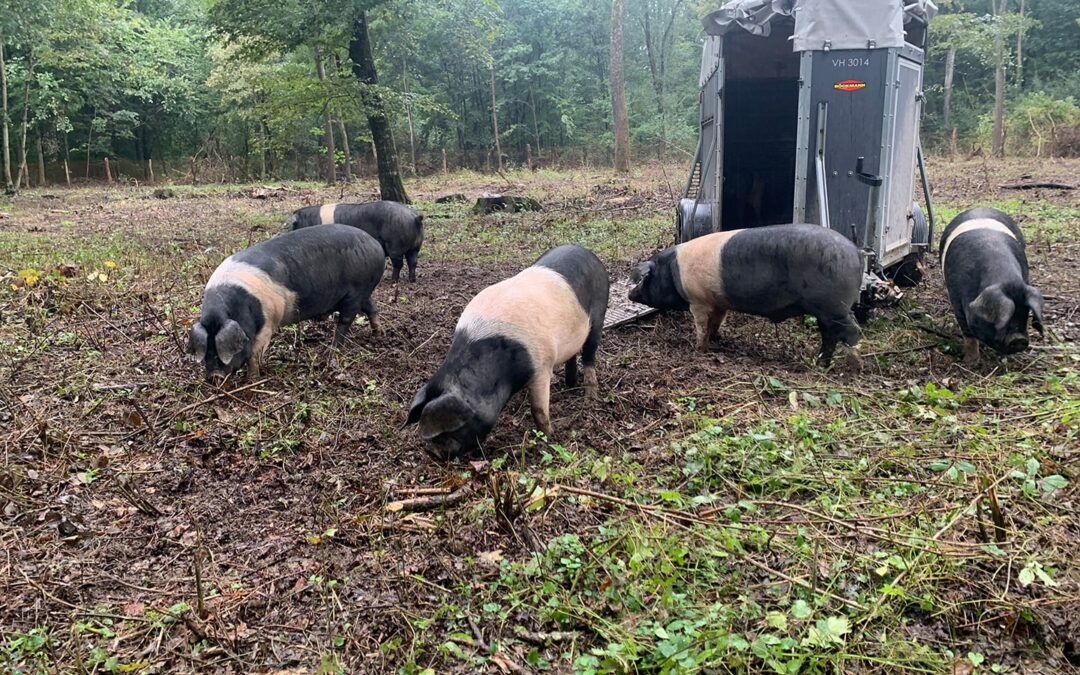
[679,0,938,304]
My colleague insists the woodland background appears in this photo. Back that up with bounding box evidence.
[1,0,1078,193]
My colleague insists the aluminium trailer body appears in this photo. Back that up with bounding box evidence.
[678,0,938,304]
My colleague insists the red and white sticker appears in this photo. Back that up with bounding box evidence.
[834,79,867,92]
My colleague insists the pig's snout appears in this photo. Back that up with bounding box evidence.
[422,436,462,462]
[206,371,228,386]
[1005,334,1029,353]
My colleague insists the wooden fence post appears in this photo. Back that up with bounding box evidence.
[950,128,958,161]
[64,158,71,186]
[147,158,155,184]
[526,143,533,171]
[441,148,447,176]
[104,157,113,185]
[190,157,198,184]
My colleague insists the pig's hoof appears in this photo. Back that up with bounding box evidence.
[584,385,599,400]
[963,352,980,367]
[840,351,864,372]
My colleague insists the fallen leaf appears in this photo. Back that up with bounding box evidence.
[951,659,974,675]
[385,501,405,512]
[478,550,504,568]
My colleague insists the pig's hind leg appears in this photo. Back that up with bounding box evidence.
[405,247,420,283]
[581,322,602,399]
[390,256,404,283]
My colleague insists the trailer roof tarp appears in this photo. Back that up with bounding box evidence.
[702,0,937,51]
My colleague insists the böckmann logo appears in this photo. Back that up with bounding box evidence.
[834,79,867,92]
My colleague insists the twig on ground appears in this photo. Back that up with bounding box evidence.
[385,486,474,513]
[172,379,270,418]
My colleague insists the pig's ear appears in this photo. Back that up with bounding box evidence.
[187,322,208,362]
[403,385,430,427]
[284,214,298,231]
[215,320,248,366]
[417,393,469,440]
[1026,285,1045,335]
[630,261,655,284]
[968,285,1014,331]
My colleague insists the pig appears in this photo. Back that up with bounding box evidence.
[285,201,424,282]
[188,225,384,381]
[404,245,609,459]
[939,206,1044,364]
[628,223,862,365]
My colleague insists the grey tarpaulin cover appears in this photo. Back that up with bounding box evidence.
[702,0,937,50]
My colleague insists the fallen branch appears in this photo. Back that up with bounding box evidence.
[386,486,474,513]
[513,627,580,645]
[1000,181,1075,190]
[172,379,270,418]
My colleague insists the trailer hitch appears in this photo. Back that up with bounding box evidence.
[852,156,882,249]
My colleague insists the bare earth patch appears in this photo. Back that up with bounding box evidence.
[1,160,1077,673]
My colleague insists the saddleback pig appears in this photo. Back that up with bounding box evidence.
[405,245,609,459]
[629,223,862,365]
[189,225,384,381]
[939,206,1044,364]
[285,200,424,282]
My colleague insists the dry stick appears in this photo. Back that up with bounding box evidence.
[858,470,1013,627]
[386,486,474,513]
[555,483,710,525]
[172,379,270,418]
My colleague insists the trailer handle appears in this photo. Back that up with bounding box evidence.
[814,101,831,230]
[855,156,883,250]
[916,143,935,252]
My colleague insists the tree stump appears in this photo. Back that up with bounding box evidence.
[471,195,542,215]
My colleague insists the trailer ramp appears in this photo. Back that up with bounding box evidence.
[604,278,658,329]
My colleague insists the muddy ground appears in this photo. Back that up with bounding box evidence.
[1,158,1078,673]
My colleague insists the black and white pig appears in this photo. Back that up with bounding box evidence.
[404,245,609,459]
[939,206,1044,364]
[188,225,385,381]
[285,201,424,282]
[629,224,862,365]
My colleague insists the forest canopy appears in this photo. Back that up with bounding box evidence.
[1,0,1078,189]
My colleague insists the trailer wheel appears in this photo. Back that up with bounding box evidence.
[885,203,928,288]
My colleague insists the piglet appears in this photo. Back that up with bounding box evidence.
[405,245,609,459]
[940,206,1044,364]
[629,223,863,365]
[285,201,424,282]
[188,225,384,381]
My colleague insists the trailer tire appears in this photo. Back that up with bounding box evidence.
[885,203,928,288]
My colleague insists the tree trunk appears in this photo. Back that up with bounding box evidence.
[85,108,95,179]
[348,12,409,203]
[314,47,337,183]
[0,33,11,191]
[943,44,956,132]
[441,148,447,175]
[259,119,268,179]
[610,0,631,173]
[488,65,502,173]
[17,54,34,189]
[328,54,354,180]
[36,126,45,186]
[1016,0,1025,86]
[337,119,353,180]
[991,0,1007,158]
[402,59,417,175]
[528,83,541,155]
